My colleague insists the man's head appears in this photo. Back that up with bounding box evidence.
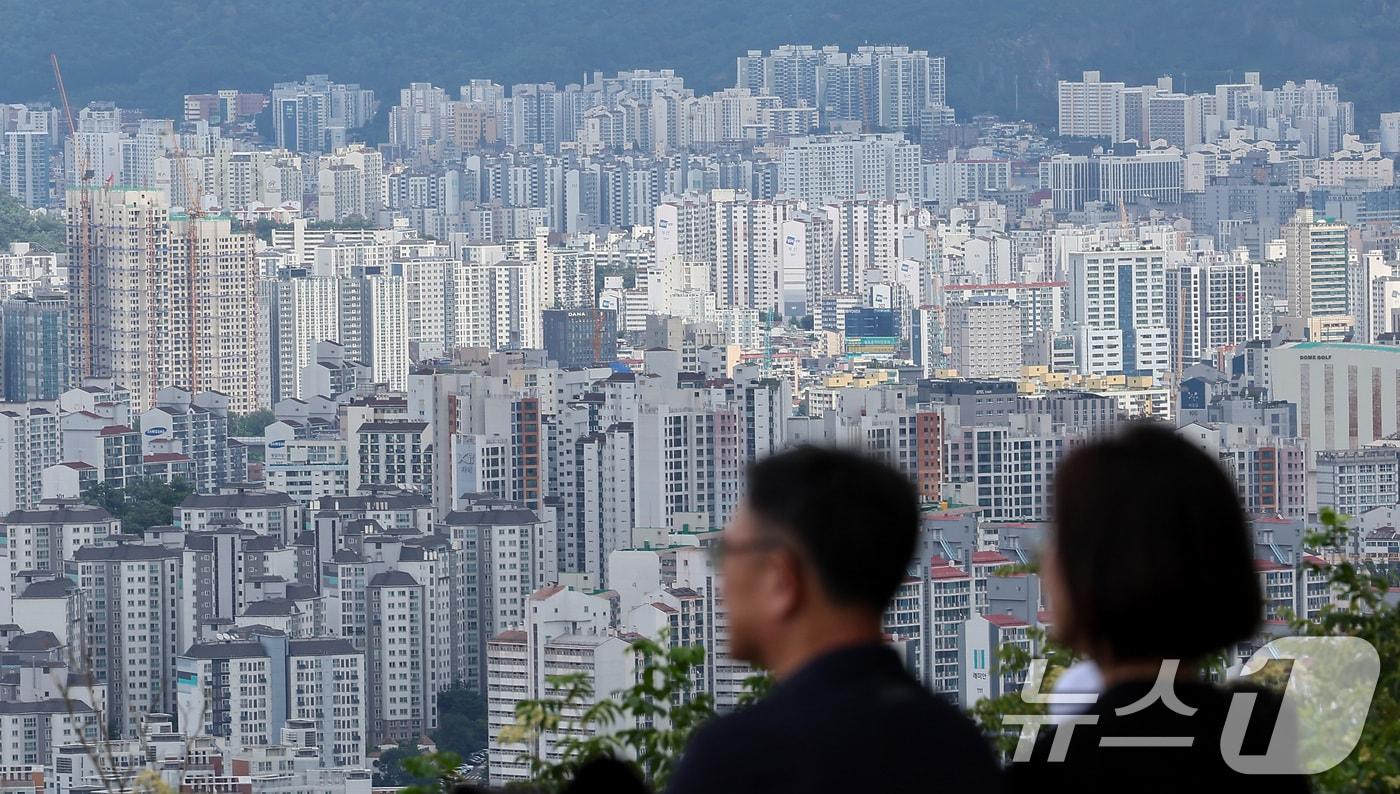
[719,445,919,671]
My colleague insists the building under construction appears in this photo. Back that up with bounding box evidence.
[65,187,260,413]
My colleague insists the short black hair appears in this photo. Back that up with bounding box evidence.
[744,445,919,613]
[1051,423,1262,662]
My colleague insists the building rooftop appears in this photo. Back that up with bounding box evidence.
[181,491,295,509]
[443,508,540,526]
[368,570,419,587]
[17,578,76,599]
[4,502,114,524]
[357,421,428,434]
[183,641,268,660]
[289,638,358,656]
[0,698,93,715]
[241,599,296,617]
[74,543,180,562]
[7,631,60,651]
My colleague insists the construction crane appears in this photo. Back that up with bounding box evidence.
[50,54,97,380]
[592,306,605,365]
[170,140,206,394]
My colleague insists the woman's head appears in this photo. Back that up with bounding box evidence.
[1045,423,1263,664]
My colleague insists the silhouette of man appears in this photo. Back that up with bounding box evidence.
[667,446,1003,794]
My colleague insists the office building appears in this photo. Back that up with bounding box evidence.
[2,292,69,401]
[1270,341,1400,451]
[542,309,617,369]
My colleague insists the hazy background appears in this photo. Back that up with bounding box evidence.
[4,0,1396,130]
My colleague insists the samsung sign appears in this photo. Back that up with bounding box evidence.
[144,426,168,437]
[268,440,287,449]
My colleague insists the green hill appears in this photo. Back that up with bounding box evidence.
[3,0,1398,128]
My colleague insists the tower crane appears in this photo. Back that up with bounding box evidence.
[50,54,97,380]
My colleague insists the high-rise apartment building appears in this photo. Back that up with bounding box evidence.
[736,45,836,110]
[0,500,118,624]
[1068,241,1171,377]
[1166,257,1264,371]
[1058,71,1126,142]
[941,414,1064,522]
[778,134,922,204]
[177,631,366,768]
[1283,208,1351,341]
[2,291,69,401]
[273,75,378,154]
[67,189,258,413]
[0,404,60,515]
[2,130,51,208]
[69,541,182,737]
[946,296,1023,378]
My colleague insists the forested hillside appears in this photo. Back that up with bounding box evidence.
[3,0,1398,128]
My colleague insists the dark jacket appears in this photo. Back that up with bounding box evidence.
[1008,679,1310,792]
[666,643,1004,794]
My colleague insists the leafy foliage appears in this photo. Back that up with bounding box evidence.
[501,635,764,792]
[0,192,64,252]
[373,743,463,790]
[398,750,465,794]
[433,685,489,760]
[309,216,376,230]
[228,409,276,437]
[1291,508,1400,792]
[967,625,1078,759]
[81,476,193,534]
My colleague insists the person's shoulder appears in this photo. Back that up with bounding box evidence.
[665,707,770,794]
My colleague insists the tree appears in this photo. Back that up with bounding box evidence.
[965,624,1079,758]
[374,745,463,794]
[1290,508,1400,791]
[433,686,489,759]
[228,409,276,437]
[0,192,64,252]
[82,477,193,534]
[502,636,769,792]
[373,744,426,788]
[309,216,375,231]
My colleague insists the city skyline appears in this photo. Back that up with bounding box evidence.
[0,15,1394,793]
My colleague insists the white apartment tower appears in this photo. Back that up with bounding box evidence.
[1283,208,1352,341]
[1068,241,1171,377]
[1166,257,1264,371]
[946,296,1023,378]
[69,542,183,737]
[1058,71,1126,142]
[779,134,922,204]
[0,405,61,515]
